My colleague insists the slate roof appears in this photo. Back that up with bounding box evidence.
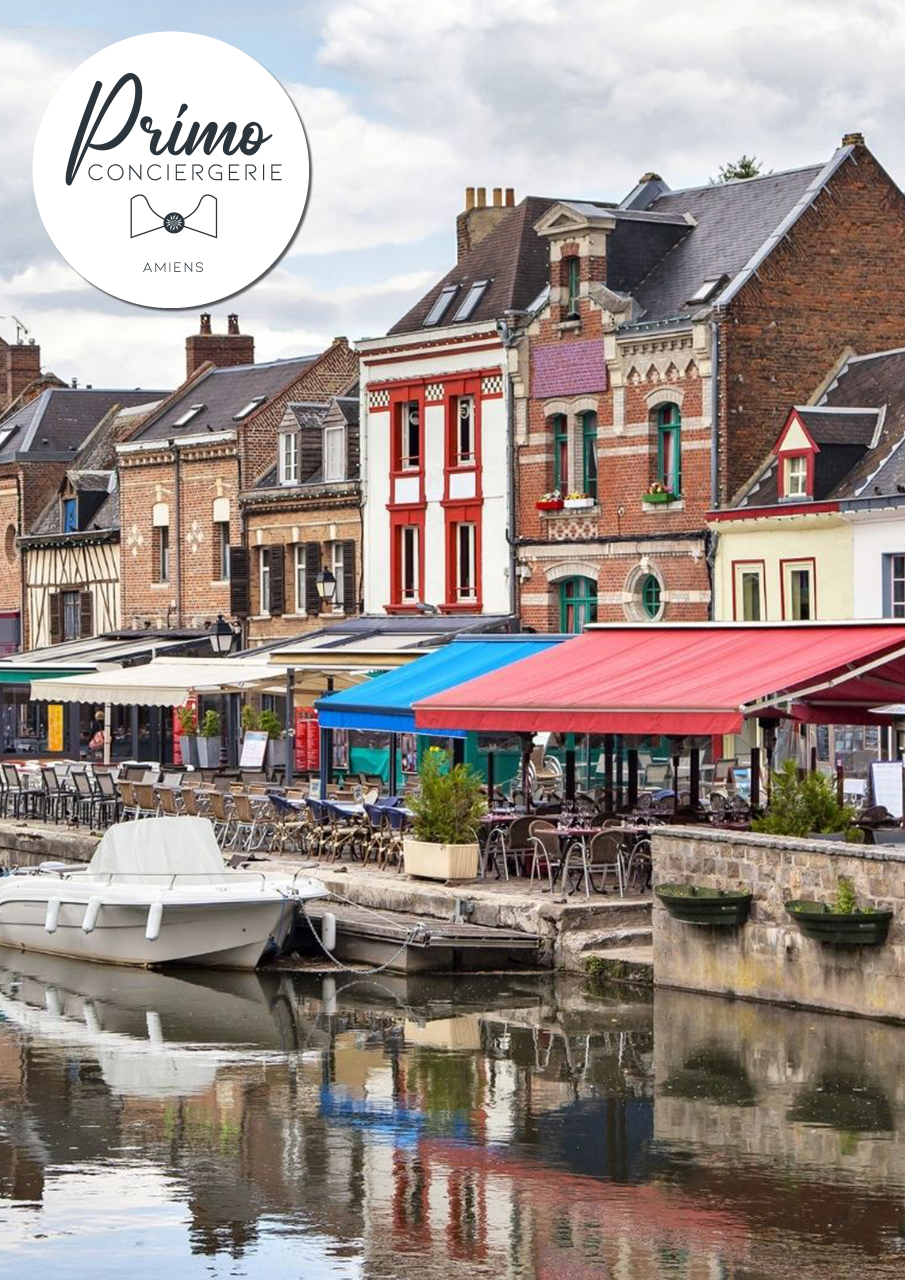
[134,356,321,441]
[0,388,166,462]
[796,407,880,445]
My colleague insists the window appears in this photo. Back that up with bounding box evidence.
[324,423,345,482]
[172,404,205,428]
[399,525,420,603]
[233,396,266,421]
[454,396,475,465]
[581,411,598,499]
[686,276,727,305]
[552,414,568,492]
[423,284,458,327]
[215,520,230,580]
[331,541,345,610]
[656,404,681,494]
[734,563,765,621]
[157,525,170,583]
[397,401,420,471]
[453,279,489,322]
[294,545,306,612]
[782,561,813,620]
[62,589,80,641]
[259,548,271,614]
[455,523,477,602]
[565,256,580,315]
[887,554,905,618]
[278,431,298,485]
[559,576,598,632]
[641,574,661,620]
[784,454,808,498]
[63,497,77,532]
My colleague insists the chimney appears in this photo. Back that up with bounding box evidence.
[842,131,865,147]
[456,185,516,262]
[0,332,42,414]
[185,313,254,379]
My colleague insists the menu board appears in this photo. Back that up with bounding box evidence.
[240,730,268,770]
[870,760,904,818]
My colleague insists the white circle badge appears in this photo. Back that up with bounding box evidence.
[33,31,310,308]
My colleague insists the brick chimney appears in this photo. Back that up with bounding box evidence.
[185,313,254,379]
[0,334,42,414]
[456,186,515,262]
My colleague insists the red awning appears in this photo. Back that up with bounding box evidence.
[413,623,905,736]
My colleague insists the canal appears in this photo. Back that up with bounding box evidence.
[0,956,903,1278]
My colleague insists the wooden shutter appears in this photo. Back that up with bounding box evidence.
[229,545,250,616]
[269,544,286,616]
[49,592,63,645]
[341,540,356,614]
[79,591,94,638]
[299,422,322,481]
[305,542,322,616]
[345,414,360,480]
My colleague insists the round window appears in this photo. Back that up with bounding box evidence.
[641,573,661,619]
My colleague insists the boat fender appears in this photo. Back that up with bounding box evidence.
[146,901,163,942]
[322,911,337,953]
[45,897,61,934]
[82,896,102,934]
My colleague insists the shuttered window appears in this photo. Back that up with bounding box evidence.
[269,544,286,616]
[305,542,322,616]
[229,546,250,616]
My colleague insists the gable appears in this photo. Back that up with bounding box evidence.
[774,410,817,456]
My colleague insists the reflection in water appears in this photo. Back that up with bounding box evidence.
[0,955,904,1277]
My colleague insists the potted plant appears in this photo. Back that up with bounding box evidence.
[259,709,285,773]
[752,761,863,842]
[536,489,564,512]
[564,491,595,510]
[403,746,485,881]
[196,709,222,768]
[655,883,753,926]
[643,481,678,504]
[175,705,198,767]
[786,876,893,946]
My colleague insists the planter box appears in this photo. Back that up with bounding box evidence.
[643,491,678,505]
[403,837,480,881]
[178,735,199,767]
[536,500,564,512]
[656,883,752,926]
[785,900,893,946]
[564,497,594,510]
[265,739,284,775]
[196,736,222,768]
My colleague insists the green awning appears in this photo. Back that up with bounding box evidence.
[0,668,94,684]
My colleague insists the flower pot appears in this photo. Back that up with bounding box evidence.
[536,500,564,512]
[196,736,222,768]
[178,735,199,767]
[785,900,893,945]
[564,497,594,510]
[643,491,678,505]
[655,883,753,926]
[403,837,480,881]
[265,739,284,775]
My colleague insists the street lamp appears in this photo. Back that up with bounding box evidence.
[209,614,236,656]
[315,567,336,604]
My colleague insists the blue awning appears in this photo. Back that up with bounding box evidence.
[315,635,566,735]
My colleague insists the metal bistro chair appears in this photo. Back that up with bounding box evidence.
[70,770,99,827]
[565,830,625,898]
[93,770,120,826]
[267,792,306,856]
[232,792,273,853]
[623,835,653,893]
[1,764,28,819]
[118,778,140,821]
[206,790,235,848]
[157,785,182,818]
[487,815,535,880]
[527,820,564,893]
[134,782,160,821]
[41,766,69,824]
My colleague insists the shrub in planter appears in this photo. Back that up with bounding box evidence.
[196,709,222,768]
[786,876,893,946]
[403,747,485,881]
[752,760,862,841]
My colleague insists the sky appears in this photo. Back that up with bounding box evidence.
[4,0,905,390]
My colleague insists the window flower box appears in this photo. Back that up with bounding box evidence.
[643,489,679,505]
[784,900,892,946]
[655,883,753,927]
[564,494,595,510]
[537,491,564,512]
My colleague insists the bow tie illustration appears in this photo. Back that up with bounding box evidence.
[130,194,218,239]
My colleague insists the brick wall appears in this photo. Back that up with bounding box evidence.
[721,144,905,500]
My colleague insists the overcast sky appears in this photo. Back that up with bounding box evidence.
[4,0,905,390]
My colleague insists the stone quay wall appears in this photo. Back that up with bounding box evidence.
[652,826,905,1021]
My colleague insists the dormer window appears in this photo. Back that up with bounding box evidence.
[172,404,205,427]
[278,431,299,485]
[423,284,458,327]
[63,497,77,532]
[452,279,489,322]
[323,421,346,482]
[785,454,808,498]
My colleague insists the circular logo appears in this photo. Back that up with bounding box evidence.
[32,31,310,309]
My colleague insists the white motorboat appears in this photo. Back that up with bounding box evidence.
[0,816,326,970]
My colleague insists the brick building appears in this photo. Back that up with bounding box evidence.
[239,391,362,645]
[117,315,357,638]
[513,133,905,630]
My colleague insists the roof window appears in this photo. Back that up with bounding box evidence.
[423,284,458,327]
[686,275,728,305]
[172,404,205,427]
[233,396,267,421]
[453,279,490,322]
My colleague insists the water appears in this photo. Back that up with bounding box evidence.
[1,955,903,1279]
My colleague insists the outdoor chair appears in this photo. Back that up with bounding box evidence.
[381,803,408,871]
[232,792,273,852]
[486,814,535,880]
[41,766,69,824]
[70,770,99,827]
[267,792,306,855]
[134,782,160,820]
[623,836,652,893]
[1,764,27,819]
[565,831,624,898]
[206,790,235,847]
[527,821,563,893]
[157,786,181,818]
[93,769,120,825]
[118,779,140,820]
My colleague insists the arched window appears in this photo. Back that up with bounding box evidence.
[641,573,661,619]
[559,576,598,632]
[656,403,681,495]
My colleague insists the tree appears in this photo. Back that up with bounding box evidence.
[712,154,767,183]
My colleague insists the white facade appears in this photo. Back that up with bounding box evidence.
[357,321,511,616]
[849,506,905,619]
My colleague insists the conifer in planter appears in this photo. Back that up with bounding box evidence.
[196,709,222,768]
[403,747,485,881]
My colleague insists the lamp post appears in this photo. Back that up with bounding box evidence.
[315,568,336,606]
[210,614,236,656]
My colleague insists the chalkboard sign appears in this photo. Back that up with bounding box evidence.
[240,730,268,770]
[870,760,904,818]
